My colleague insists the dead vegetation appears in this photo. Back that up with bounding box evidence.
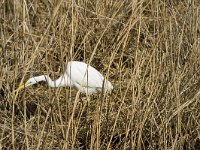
[0,0,200,149]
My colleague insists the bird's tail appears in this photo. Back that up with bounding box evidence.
[104,79,113,93]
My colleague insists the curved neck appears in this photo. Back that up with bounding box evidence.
[44,74,72,87]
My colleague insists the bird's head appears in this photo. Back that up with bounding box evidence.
[16,76,46,92]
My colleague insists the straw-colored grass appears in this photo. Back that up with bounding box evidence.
[0,0,200,149]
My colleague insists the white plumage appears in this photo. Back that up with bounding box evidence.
[16,61,113,94]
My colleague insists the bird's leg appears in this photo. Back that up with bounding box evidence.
[80,93,84,107]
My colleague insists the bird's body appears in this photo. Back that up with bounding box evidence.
[16,61,113,94]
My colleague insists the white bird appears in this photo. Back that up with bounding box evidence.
[16,61,113,94]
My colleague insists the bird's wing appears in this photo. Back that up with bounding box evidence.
[65,61,104,88]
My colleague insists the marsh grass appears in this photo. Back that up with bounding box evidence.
[0,0,200,149]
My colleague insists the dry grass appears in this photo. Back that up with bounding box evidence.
[0,0,200,149]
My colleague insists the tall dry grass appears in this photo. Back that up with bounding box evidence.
[0,0,200,149]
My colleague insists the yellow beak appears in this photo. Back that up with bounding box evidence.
[15,82,29,92]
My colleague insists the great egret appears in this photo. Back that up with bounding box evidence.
[16,61,113,94]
